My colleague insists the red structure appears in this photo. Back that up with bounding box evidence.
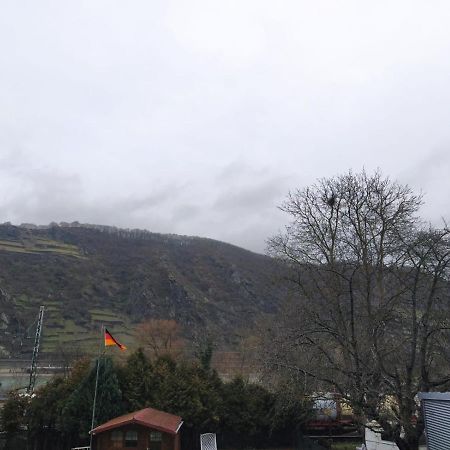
[91,407,183,450]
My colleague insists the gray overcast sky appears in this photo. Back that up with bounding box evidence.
[1,1,450,252]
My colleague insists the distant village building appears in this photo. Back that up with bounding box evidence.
[91,407,183,450]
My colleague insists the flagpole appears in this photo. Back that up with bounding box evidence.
[89,324,104,450]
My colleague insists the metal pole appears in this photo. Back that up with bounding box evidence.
[27,306,45,394]
[89,325,104,450]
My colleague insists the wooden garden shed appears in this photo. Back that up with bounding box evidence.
[91,407,183,450]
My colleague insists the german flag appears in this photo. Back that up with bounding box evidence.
[104,328,127,351]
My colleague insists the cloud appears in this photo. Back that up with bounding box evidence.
[399,147,450,224]
[214,177,288,213]
[0,1,449,251]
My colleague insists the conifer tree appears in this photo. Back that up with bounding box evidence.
[119,348,154,410]
[62,356,123,441]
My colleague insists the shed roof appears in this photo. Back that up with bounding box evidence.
[91,407,183,436]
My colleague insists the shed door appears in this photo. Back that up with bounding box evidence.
[149,431,163,450]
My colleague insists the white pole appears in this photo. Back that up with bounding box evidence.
[89,325,104,450]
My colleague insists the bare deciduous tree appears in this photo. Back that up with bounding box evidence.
[135,319,185,359]
[266,171,450,450]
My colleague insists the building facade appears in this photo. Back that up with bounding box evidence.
[91,407,183,450]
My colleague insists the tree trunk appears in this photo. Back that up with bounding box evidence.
[395,435,419,450]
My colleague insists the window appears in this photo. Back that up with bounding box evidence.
[150,432,162,442]
[111,430,123,441]
[111,430,123,449]
[125,430,138,447]
[150,431,163,450]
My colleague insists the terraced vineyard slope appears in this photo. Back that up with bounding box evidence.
[0,223,283,359]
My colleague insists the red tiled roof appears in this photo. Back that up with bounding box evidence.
[91,407,183,435]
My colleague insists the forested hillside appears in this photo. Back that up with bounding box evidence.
[0,223,283,358]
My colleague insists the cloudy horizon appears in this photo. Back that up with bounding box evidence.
[1,1,450,253]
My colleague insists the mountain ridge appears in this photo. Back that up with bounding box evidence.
[0,222,283,359]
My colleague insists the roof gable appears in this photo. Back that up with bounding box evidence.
[91,407,183,435]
